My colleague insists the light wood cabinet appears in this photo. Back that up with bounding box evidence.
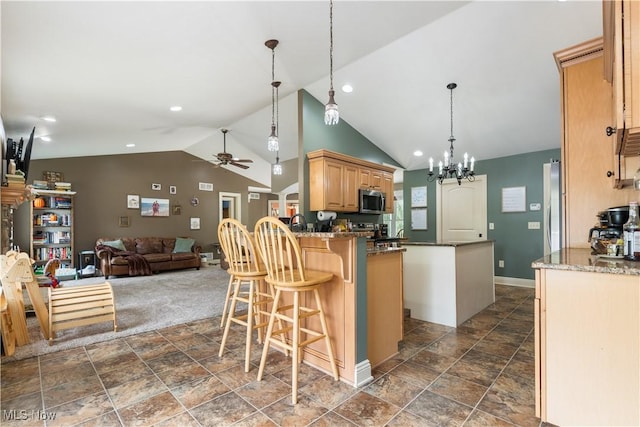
[308,149,395,213]
[367,251,403,367]
[554,38,636,249]
[309,156,359,212]
[605,0,640,156]
[535,267,640,425]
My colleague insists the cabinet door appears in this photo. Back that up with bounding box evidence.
[324,160,345,211]
[343,165,359,211]
[358,168,371,188]
[382,172,394,213]
[370,171,382,189]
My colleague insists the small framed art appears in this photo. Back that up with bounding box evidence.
[119,216,130,227]
[190,217,201,230]
[127,195,140,209]
[169,185,177,194]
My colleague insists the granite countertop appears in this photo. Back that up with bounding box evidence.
[293,231,373,238]
[402,240,494,247]
[366,247,406,256]
[531,247,640,276]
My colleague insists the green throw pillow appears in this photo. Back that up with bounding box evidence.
[173,237,195,253]
[102,239,126,251]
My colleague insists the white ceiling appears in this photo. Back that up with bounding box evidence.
[1,1,603,187]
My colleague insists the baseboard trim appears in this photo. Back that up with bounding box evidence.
[353,360,373,387]
[494,276,535,288]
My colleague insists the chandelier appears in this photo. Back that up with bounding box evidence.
[266,39,280,151]
[428,82,475,185]
[324,0,339,125]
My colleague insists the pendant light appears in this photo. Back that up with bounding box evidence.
[272,152,282,175]
[266,39,280,151]
[324,0,339,125]
[427,83,475,185]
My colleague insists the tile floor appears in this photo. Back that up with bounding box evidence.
[1,284,541,426]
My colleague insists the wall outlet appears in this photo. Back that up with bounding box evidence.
[528,221,541,229]
[498,260,504,268]
[489,222,495,230]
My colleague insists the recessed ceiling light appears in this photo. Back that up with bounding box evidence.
[126,143,135,148]
[40,136,51,142]
[341,84,353,93]
[170,106,182,112]
[42,116,57,122]
[414,150,423,157]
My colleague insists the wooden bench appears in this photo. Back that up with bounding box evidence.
[48,282,117,345]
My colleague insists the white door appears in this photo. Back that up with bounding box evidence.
[436,175,487,242]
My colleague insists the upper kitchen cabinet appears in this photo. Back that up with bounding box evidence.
[604,0,640,156]
[307,149,395,213]
[554,38,636,249]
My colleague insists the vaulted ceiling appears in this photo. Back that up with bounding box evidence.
[1,1,603,186]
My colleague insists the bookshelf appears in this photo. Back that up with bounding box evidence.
[30,189,76,272]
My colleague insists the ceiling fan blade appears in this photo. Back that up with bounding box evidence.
[232,158,253,163]
[230,161,250,169]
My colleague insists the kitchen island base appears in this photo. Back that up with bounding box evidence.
[403,241,495,327]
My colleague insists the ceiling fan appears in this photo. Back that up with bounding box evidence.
[211,128,253,169]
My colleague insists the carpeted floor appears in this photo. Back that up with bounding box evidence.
[2,266,232,361]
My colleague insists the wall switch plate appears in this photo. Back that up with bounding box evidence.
[489,222,495,230]
[529,203,541,211]
[528,221,541,229]
[498,260,504,268]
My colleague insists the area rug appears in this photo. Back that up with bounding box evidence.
[2,266,232,361]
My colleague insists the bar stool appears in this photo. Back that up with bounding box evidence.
[217,218,275,372]
[253,216,339,404]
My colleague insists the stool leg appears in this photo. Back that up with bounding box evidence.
[244,281,255,373]
[257,288,280,382]
[314,288,339,381]
[292,290,301,404]
[220,274,234,328]
[219,279,240,358]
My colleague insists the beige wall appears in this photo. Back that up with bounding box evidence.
[13,151,272,259]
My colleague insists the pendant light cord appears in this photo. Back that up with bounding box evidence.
[271,47,276,127]
[329,0,334,91]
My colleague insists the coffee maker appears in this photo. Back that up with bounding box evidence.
[588,206,628,254]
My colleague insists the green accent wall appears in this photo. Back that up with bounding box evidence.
[404,148,560,280]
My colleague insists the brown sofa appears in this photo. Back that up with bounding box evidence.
[95,237,201,279]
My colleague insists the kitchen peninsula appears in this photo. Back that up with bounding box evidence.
[532,249,640,426]
[402,240,495,327]
[292,230,405,387]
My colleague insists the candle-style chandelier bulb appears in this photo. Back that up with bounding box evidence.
[324,0,339,125]
[272,153,282,175]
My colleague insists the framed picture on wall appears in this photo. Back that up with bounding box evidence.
[127,195,140,209]
[190,217,200,230]
[141,198,169,216]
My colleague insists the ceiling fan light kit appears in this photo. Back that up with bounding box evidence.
[212,128,253,170]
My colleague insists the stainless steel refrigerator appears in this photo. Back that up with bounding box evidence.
[544,160,562,255]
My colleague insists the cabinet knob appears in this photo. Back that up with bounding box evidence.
[606,126,617,137]
[607,170,615,178]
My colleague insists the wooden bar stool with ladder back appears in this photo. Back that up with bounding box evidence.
[217,218,282,372]
[253,216,339,404]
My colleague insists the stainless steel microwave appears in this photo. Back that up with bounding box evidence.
[359,189,385,214]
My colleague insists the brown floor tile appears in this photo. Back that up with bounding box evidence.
[426,332,478,358]
[45,391,114,427]
[199,352,244,374]
[91,351,140,375]
[386,410,430,426]
[1,375,41,401]
[1,357,40,385]
[464,409,515,426]
[168,333,213,351]
[106,373,168,409]
[154,361,210,388]
[39,346,87,364]
[41,361,96,390]
[270,360,328,388]
[2,391,43,417]
[371,355,405,376]
[158,323,198,341]
[428,372,488,407]
[153,411,201,427]
[215,364,262,390]
[145,350,197,374]
[334,391,400,426]
[98,357,153,389]
[365,373,424,407]
[182,341,220,361]
[446,349,510,387]
[73,410,122,427]
[262,393,329,425]
[171,375,230,409]
[189,392,258,427]
[477,373,538,427]
[236,375,291,409]
[309,410,357,426]
[39,349,89,372]
[385,360,440,388]
[299,376,358,408]
[410,348,458,372]
[85,339,131,363]
[43,375,103,409]
[132,340,177,361]
[117,390,183,426]
[406,390,473,426]
[232,411,279,427]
